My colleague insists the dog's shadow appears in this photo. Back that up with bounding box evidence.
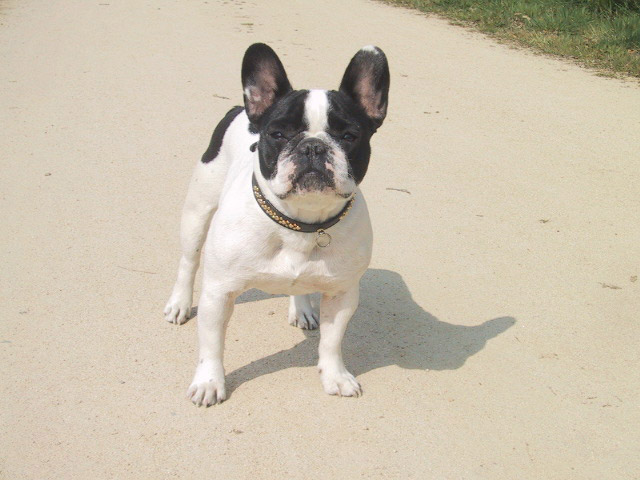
[216,268,515,395]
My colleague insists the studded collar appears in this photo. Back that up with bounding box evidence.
[251,174,355,246]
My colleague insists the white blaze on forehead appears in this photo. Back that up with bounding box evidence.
[361,45,380,54]
[304,89,329,135]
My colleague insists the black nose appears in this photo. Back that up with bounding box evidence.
[298,138,328,158]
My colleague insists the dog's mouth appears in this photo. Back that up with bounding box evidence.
[272,161,353,200]
[296,169,331,185]
[290,168,334,193]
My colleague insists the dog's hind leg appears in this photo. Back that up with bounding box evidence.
[164,158,230,325]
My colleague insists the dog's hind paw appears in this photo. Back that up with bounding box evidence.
[288,294,319,329]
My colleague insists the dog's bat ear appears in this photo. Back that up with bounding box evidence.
[339,46,390,132]
[242,43,293,127]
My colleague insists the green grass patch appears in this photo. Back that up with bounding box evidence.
[382,0,640,77]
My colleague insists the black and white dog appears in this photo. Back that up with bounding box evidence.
[164,44,390,406]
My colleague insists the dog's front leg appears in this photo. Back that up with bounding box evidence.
[318,285,362,397]
[187,289,235,406]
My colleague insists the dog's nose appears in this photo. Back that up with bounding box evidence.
[298,138,328,158]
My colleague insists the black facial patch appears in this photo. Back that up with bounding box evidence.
[256,90,309,179]
[326,90,374,185]
[201,106,244,163]
[255,89,376,186]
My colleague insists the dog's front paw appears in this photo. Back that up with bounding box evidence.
[187,380,226,407]
[288,295,319,330]
[187,362,226,407]
[319,366,362,397]
[164,289,193,325]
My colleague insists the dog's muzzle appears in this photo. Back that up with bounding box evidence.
[292,138,334,190]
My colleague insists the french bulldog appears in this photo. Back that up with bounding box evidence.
[164,43,390,406]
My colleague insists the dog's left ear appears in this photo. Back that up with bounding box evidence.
[339,46,390,132]
[242,43,293,126]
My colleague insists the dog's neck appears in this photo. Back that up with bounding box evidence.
[254,174,353,226]
[278,193,351,225]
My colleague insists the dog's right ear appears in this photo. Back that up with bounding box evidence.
[241,43,293,127]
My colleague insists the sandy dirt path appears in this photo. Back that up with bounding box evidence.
[1,0,639,478]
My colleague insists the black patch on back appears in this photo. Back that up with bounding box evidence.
[201,106,244,163]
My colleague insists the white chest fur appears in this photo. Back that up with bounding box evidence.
[250,228,370,295]
[204,186,373,297]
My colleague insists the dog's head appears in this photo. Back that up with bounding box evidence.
[242,43,389,206]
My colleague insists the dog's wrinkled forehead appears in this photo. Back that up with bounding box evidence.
[261,89,330,134]
[262,89,368,135]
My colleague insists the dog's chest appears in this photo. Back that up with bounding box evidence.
[250,236,364,295]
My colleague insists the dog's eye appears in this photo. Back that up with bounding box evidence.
[270,131,285,140]
[341,133,357,142]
